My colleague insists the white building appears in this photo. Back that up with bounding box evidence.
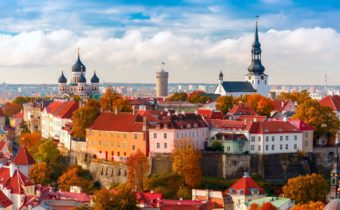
[248,121,303,155]
[41,100,78,148]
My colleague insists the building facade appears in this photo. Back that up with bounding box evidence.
[58,50,100,98]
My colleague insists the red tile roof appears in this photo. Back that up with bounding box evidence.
[320,95,340,111]
[136,192,163,208]
[209,119,252,131]
[226,173,265,196]
[13,111,24,119]
[160,200,214,210]
[248,121,300,134]
[13,146,36,165]
[237,115,267,122]
[228,104,256,116]
[0,189,12,208]
[288,119,313,131]
[45,101,79,119]
[89,112,144,132]
[137,110,161,123]
[197,108,224,120]
[0,141,7,151]
[272,100,295,112]
[0,108,5,117]
[0,166,34,194]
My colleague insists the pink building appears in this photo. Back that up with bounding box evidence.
[149,113,208,155]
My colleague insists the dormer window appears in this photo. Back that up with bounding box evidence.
[229,189,234,194]
[238,190,243,195]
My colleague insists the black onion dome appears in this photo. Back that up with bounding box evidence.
[58,71,67,83]
[91,71,99,83]
[79,72,86,83]
[72,52,86,72]
[247,60,265,74]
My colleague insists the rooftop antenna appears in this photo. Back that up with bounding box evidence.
[161,61,166,72]
[325,74,328,89]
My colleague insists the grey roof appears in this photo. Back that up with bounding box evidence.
[79,72,86,83]
[72,53,86,72]
[248,22,265,75]
[220,81,256,93]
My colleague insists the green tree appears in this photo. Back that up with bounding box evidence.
[216,95,234,114]
[12,96,32,105]
[145,173,184,199]
[282,173,328,204]
[71,99,101,139]
[210,141,224,152]
[167,92,188,101]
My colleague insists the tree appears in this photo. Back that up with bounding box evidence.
[216,96,234,114]
[249,202,278,210]
[167,92,188,101]
[188,91,210,104]
[19,132,41,155]
[12,96,32,105]
[29,163,51,185]
[57,165,94,193]
[278,90,310,105]
[71,99,101,139]
[3,103,22,116]
[99,87,131,112]
[246,94,274,116]
[291,201,325,210]
[126,150,149,191]
[115,98,132,112]
[293,99,340,141]
[249,203,260,210]
[172,138,201,188]
[145,173,184,199]
[93,187,137,210]
[176,185,191,199]
[35,140,68,180]
[282,173,328,204]
[210,141,224,152]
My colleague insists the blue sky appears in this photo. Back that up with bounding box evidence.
[0,0,339,85]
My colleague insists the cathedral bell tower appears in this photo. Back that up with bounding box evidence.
[244,21,269,96]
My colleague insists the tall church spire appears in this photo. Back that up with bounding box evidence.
[247,20,265,75]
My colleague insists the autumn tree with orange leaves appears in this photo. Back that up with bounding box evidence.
[283,173,328,204]
[216,95,234,114]
[57,165,95,193]
[172,138,201,188]
[3,102,22,117]
[29,162,51,185]
[246,94,274,116]
[291,201,325,210]
[126,150,150,191]
[93,187,137,210]
[188,91,210,104]
[278,90,310,105]
[249,202,278,210]
[19,132,41,154]
[99,86,132,112]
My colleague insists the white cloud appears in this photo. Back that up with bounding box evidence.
[0,27,339,85]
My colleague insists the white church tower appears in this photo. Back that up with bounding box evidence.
[244,21,269,96]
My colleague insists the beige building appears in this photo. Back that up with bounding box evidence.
[156,64,168,97]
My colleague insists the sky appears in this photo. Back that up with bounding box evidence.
[0,0,340,85]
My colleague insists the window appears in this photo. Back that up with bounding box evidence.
[272,145,275,150]
[280,136,283,141]
[154,133,157,139]
[285,136,289,141]
[227,146,230,152]
[272,136,275,141]
[265,80,267,84]
[99,140,102,145]
[123,133,126,138]
[266,136,269,142]
[157,143,160,149]
[294,144,297,149]
[111,142,114,147]
[258,80,260,84]
[250,145,255,151]
[285,144,288,150]
[132,145,135,150]
[134,134,138,139]
[164,133,167,139]
[123,141,127,149]
[251,137,255,142]
[280,144,283,150]
[117,142,120,148]
[258,145,261,151]
[266,145,269,151]
[177,133,179,139]
[305,140,308,147]
[164,143,167,149]
[258,136,261,142]
[294,135,297,140]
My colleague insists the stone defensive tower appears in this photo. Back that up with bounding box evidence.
[156,63,169,97]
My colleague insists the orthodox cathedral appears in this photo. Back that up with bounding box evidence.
[58,50,100,98]
[214,22,269,97]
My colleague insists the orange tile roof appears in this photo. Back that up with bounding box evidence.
[228,104,256,116]
[320,95,340,111]
[45,101,79,119]
[248,121,300,134]
[89,112,144,132]
[13,146,36,165]
[197,108,224,119]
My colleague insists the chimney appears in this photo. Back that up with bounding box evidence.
[114,106,118,115]
[143,117,147,132]
[132,105,136,115]
[9,163,15,177]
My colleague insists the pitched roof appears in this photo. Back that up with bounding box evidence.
[320,95,340,111]
[0,189,12,208]
[272,100,293,112]
[197,108,224,120]
[228,104,257,116]
[248,121,300,134]
[0,166,34,194]
[0,141,7,151]
[209,119,252,131]
[152,113,208,129]
[288,119,313,131]
[136,192,163,208]
[45,101,79,119]
[226,173,265,196]
[213,133,247,141]
[219,81,256,93]
[13,146,36,165]
[89,112,144,132]
[160,200,214,210]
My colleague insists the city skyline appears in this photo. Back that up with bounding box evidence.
[0,0,339,85]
